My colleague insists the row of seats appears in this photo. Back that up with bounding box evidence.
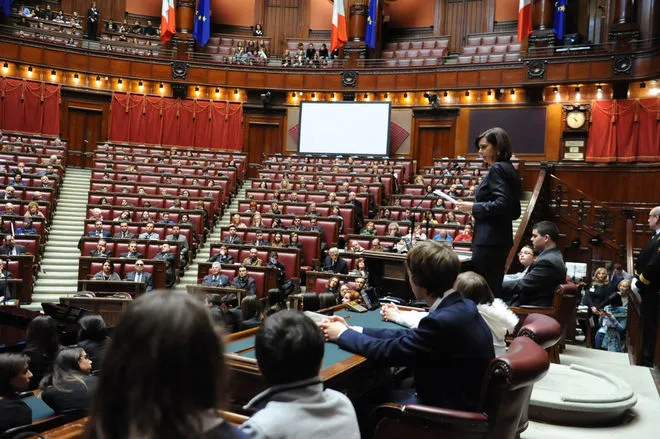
[236,200,358,232]
[80,239,183,260]
[85,208,206,236]
[246,188,379,211]
[97,142,247,162]
[196,262,278,299]
[466,34,517,46]
[457,53,521,64]
[462,43,521,54]
[209,36,272,49]
[382,58,443,67]
[208,244,301,280]
[385,39,450,51]
[90,180,224,199]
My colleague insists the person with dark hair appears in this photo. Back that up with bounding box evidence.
[320,241,494,410]
[322,276,341,302]
[22,315,59,390]
[503,244,535,283]
[87,2,99,40]
[0,353,33,431]
[318,292,338,309]
[503,220,567,307]
[454,127,521,299]
[232,266,257,296]
[41,346,96,413]
[90,239,112,258]
[77,315,109,372]
[208,245,234,264]
[300,292,320,312]
[93,260,121,281]
[240,310,359,439]
[266,251,286,289]
[85,291,248,439]
[241,295,263,330]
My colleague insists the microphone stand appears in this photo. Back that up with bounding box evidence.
[409,188,435,248]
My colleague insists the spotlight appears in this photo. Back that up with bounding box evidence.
[234,88,239,95]
[487,90,492,96]
[311,92,316,98]
[73,73,79,83]
[292,92,296,98]
[443,91,448,97]
[2,62,7,72]
[194,85,200,96]
[597,85,603,91]
[117,78,123,88]
[214,87,219,95]
[403,92,408,98]
[27,66,33,77]
[50,69,56,78]
[160,82,165,90]
[423,92,440,109]
[331,92,335,98]
[96,75,101,85]
[596,85,603,99]
[364,93,368,99]
[510,89,516,95]
[465,91,470,97]
[553,86,558,93]
[640,82,646,89]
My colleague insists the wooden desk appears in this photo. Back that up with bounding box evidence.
[186,285,245,303]
[223,305,399,409]
[362,249,472,300]
[59,297,132,326]
[77,280,146,297]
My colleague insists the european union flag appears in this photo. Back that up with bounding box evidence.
[365,0,378,49]
[1,0,16,17]
[552,0,568,40]
[193,0,211,47]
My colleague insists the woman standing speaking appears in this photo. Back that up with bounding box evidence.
[455,127,521,299]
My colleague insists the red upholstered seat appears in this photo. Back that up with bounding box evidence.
[477,45,493,54]
[496,35,513,44]
[410,41,423,49]
[488,54,504,63]
[462,46,477,55]
[467,36,481,45]
[312,277,330,294]
[481,36,497,45]
[249,271,266,298]
[422,40,436,49]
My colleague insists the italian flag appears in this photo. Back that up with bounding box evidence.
[331,0,348,52]
[518,0,532,42]
[161,0,176,43]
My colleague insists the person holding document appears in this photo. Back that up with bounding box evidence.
[454,128,521,298]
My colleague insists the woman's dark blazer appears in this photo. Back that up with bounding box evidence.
[472,161,521,248]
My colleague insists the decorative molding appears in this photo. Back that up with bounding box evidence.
[387,26,435,39]
[309,30,331,39]
[612,55,633,75]
[526,60,547,80]
[210,24,254,36]
[341,71,359,88]
[123,12,161,25]
[243,105,287,116]
[493,20,518,34]
[171,61,189,80]
[412,108,460,118]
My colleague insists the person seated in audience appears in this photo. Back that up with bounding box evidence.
[421,210,438,226]
[269,202,281,215]
[320,241,495,409]
[407,223,427,244]
[285,232,304,258]
[503,221,567,306]
[138,221,160,240]
[2,186,17,200]
[142,20,156,36]
[266,251,287,290]
[306,202,320,217]
[230,213,248,229]
[114,222,135,239]
[318,43,329,59]
[270,217,284,230]
[21,316,59,392]
[105,19,117,32]
[250,212,266,229]
[444,211,460,225]
[208,245,234,264]
[9,174,26,187]
[24,201,45,222]
[453,223,473,242]
[243,248,264,267]
[40,346,96,414]
[94,260,121,281]
[77,315,109,372]
[300,292,321,311]
[178,213,193,227]
[270,232,285,249]
[377,208,393,221]
[361,221,377,236]
[232,266,257,296]
[240,310,359,439]
[328,205,344,233]
[157,212,175,225]
[86,291,248,438]
[323,247,348,274]
[386,221,401,238]
[368,238,383,252]
[166,225,189,264]
[21,6,34,17]
[0,259,14,301]
[502,245,535,282]
[288,216,308,232]
[16,218,37,235]
[323,277,341,301]
[349,241,365,254]
[251,230,270,247]
[39,175,52,188]
[0,236,27,256]
[11,162,27,177]
[0,353,33,432]
[241,295,263,329]
[223,225,243,245]
[90,239,112,258]
[305,43,316,59]
[203,262,231,287]
[339,284,360,304]
[349,258,369,280]
[353,277,367,293]
[253,23,264,36]
[154,243,176,287]
[88,208,104,221]
[595,302,628,352]
[326,192,339,205]
[212,293,243,333]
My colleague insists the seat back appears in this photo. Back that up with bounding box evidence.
[515,313,561,349]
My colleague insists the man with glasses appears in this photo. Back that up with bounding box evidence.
[631,207,660,366]
[125,259,153,292]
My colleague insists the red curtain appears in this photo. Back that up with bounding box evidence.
[109,93,243,149]
[587,98,660,162]
[0,78,61,135]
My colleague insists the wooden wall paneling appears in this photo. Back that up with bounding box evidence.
[108,59,131,76]
[129,62,153,80]
[302,74,324,90]
[457,70,480,86]
[434,0,444,36]
[395,73,416,90]
[187,67,210,85]
[443,0,490,52]
[321,74,342,90]
[543,103,562,162]
[43,50,67,69]
[60,95,110,167]
[18,45,44,65]
[376,74,397,90]
[226,70,247,87]
[247,72,267,89]
[67,53,90,72]
[501,68,525,84]
[416,72,436,90]
[150,64,172,81]
[243,110,286,165]
[358,75,378,91]
[566,62,592,81]
[436,71,459,87]
[545,63,569,82]
[284,74,304,91]
[263,0,306,55]
[207,70,229,85]
[454,107,471,157]
[264,73,287,89]
[479,69,503,86]
[87,56,111,73]
[412,111,458,168]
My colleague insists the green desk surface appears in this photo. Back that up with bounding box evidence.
[224,309,402,369]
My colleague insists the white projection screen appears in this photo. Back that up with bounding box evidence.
[298,102,391,156]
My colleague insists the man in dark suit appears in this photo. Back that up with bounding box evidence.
[88,220,111,239]
[320,241,494,410]
[208,245,234,264]
[0,259,14,301]
[124,259,153,292]
[231,265,257,296]
[288,217,308,232]
[322,247,348,274]
[202,262,231,287]
[166,225,189,265]
[631,206,660,366]
[251,230,270,247]
[119,241,144,259]
[346,192,364,230]
[114,222,136,239]
[0,236,27,256]
[308,217,327,250]
[503,221,567,307]
[222,225,242,245]
[154,243,176,287]
[90,239,112,258]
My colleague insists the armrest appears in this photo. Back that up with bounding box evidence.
[509,305,554,316]
[404,404,488,423]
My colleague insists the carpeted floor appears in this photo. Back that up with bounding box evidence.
[523,345,660,438]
